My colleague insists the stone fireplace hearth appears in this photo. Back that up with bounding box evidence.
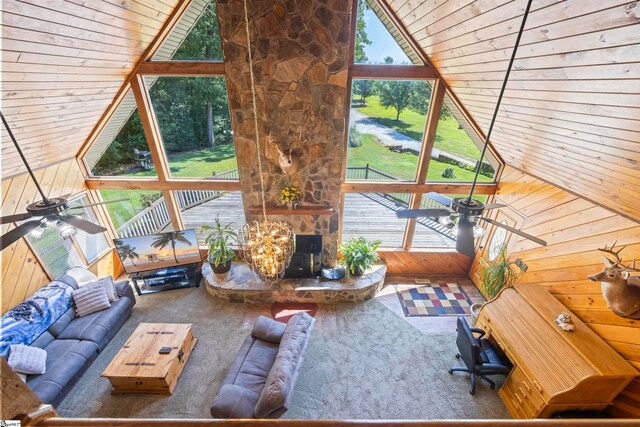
[217,0,352,266]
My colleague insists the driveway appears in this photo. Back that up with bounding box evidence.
[349,109,476,167]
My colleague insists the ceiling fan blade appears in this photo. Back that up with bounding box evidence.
[58,216,107,234]
[456,217,476,257]
[1,220,42,250]
[484,203,507,210]
[425,192,453,207]
[65,198,128,210]
[480,216,547,246]
[396,208,452,219]
[0,212,33,224]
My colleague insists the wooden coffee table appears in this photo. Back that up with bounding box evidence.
[101,323,197,395]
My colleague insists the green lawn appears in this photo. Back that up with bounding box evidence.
[347,134,491,182]
[100,189,162,230]
[356,96,484,161]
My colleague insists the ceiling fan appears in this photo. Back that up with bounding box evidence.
[396,0,546,257]
[0,111,125,251]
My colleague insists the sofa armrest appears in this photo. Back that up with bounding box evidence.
[115,280,136,307]
[251,316,285,344]
[211,384,259,419]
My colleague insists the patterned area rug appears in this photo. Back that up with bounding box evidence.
[395,283,473,317]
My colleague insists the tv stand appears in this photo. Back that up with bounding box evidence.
[130,263,202,295]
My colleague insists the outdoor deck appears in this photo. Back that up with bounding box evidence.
[171,192,455,248]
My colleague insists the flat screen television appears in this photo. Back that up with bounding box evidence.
[113,229,202,274]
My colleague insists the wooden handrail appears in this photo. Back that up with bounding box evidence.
[35,418,640,427]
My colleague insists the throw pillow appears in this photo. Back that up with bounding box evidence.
[8,344,46,375]
[72,282,111,317]
[84,276,119,302]
[65,267,98,287]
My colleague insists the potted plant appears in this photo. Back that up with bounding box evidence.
[471,247,526,323]
[202,215,238,274]
[338,237,381,276]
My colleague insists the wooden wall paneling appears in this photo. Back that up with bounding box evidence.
[383,0,640,222]
[378,250,471,275]
[0,0,182,178]
[470,166,640,417]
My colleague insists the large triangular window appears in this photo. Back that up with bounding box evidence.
[152,0,223,61]
[354,0,422,65]
[83,89,157,178]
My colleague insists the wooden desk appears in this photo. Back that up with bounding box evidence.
[476,284,637,418]
[102,323,197,395]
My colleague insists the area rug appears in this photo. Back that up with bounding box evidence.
[57,285,509,419]
[395,283,473,317]
[270,303,318,323]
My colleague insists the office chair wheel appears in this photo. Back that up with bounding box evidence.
[469,389,475,395]
[490,384,496,390]
[455,353,461,359]
[448,369,453,375]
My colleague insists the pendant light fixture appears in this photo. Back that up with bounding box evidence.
[237,0,295,282]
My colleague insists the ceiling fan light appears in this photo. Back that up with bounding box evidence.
[30,223,47,238]
[57,221,76,237]
[473,225,486,238]
[438,216,453,226]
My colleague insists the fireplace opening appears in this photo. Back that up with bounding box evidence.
[284,235,322,279]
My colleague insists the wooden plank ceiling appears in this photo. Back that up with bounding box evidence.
[383,0,640,222]
[1,0,180,179]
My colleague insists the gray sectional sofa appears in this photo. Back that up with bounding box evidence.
[23,269,135,406]
[210,312,315,419]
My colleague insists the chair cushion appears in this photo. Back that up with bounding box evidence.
[211,384,260,419]
[233,339,279,395]
[254,312,314,418]
[72,282,111,317]
[8,344,47,375]
[251,316,286,344]
[27,339,99,406]
[57,297,131,349]
[480,338,503,365]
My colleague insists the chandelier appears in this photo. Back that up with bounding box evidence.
[237,0,295,282]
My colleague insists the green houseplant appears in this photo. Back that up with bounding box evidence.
[338,237,381,276]
[480,247,525,299]
[202,215,237,274]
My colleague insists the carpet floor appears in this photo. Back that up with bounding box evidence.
[57,285,510,419]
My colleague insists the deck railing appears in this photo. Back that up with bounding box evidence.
[115,166,453,240]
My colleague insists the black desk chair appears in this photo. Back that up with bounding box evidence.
[449,316,511,395]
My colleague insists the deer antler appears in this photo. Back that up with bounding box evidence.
[621,259,640,273]
[598,241,626,268]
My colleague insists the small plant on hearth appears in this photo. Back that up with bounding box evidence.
[338,237,381,276]
[279,184,300,207]
[202,215,237,274]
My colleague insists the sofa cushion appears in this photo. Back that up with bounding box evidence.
[47,308,75,337]
[233,339,279,395]
[72,282,111,317]
[27,339,99,406]
[8,344,47,375]
[211,384,260,419]
[0,281,74,357]
[30,331,55,350]
[57,297,131,350]
[251,316,286,344]
[85,276,118,302]
[254,312,314,418]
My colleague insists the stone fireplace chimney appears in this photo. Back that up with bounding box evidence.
[218,0,352,265]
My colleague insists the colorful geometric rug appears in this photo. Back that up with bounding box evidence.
[270,303,318,323]
[395,283,473,317]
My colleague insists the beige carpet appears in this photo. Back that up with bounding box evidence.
[57,285,510,419]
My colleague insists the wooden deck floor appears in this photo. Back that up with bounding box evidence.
[173,192,455,248]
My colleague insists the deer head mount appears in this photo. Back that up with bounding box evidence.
[264,133,301,177]
[587,242,640,319]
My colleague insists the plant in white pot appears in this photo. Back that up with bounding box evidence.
[338,237,381,276]
[202,215,237,274]
[471,247,526,323]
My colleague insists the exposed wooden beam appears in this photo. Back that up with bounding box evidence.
[85,178,241,191]
[162,190,184,232]
[350,64,437,80]
[342,182,497,194]
[137,61,226,76]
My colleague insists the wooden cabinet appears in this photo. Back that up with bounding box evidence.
[477,285,637,418]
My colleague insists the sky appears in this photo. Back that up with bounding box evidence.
[363,9,412,65]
